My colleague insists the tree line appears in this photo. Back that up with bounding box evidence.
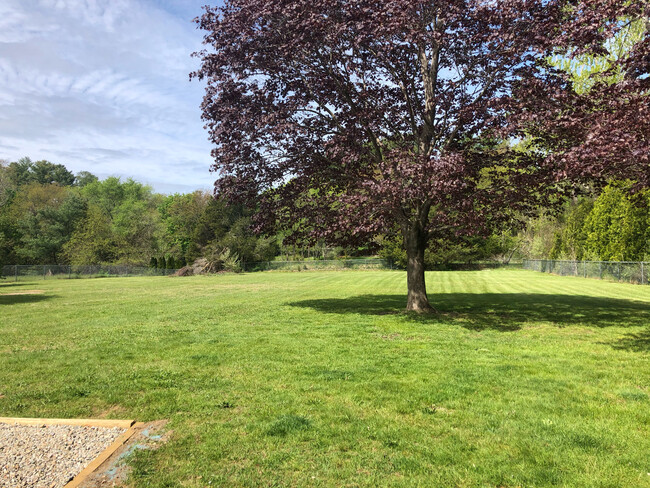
[1,157,647,271]
[0,158,278,269]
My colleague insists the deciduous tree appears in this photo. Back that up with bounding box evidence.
[81,177,162,264]
[193,0,566,311]
[159,191,211,262]
[11,183,85,264]
[7,157,76,187]
[62,204,118,265]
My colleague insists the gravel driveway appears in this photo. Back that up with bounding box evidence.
[0,422,126,487]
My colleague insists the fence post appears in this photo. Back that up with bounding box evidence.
[617,262,621,281]
[599,261,602,279]
[642,262,645,285]
[43,265,46,280]
[14,265,18,282]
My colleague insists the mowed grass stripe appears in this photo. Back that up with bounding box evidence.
[0,269,649,488]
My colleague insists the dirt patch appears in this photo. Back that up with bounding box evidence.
[94,405,129,420]
[78,420,170,488]
[373,332,417,341]
[0,290,45,296]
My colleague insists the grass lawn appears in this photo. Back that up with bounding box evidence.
[1,269,649,487]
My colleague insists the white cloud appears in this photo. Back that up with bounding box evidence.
[0,0,216,193]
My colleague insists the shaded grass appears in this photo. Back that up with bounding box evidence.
[292,292,650,333]
[0,294,53,306]
[0,270,649,487]
[613,328,650,352]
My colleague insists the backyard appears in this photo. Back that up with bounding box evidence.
[1,269,649,487]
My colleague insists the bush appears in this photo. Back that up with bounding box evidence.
[202,246,241,273]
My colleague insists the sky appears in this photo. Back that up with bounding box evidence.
[0,0,223,194]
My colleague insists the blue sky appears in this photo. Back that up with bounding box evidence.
[0,0,223,194]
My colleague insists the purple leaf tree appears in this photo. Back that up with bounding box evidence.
[192,0,644,312]
[514,1,649,192]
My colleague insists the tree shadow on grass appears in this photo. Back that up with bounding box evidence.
[289,293,650,333]
[611,328,650,352]
[0,282,30,288]
[0,294,54,306]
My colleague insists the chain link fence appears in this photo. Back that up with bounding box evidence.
[1,261,388,280]
[242,258,390,272]
[1,264,179,281]
[523,259,649,285]
[1,259,526,281]
[241,259,526,272]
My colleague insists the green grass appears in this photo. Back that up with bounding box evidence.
[1,269,649,487]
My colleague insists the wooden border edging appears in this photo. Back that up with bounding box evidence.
[0,417,134,429]
[0,417,140,488]
[65,422,143,488]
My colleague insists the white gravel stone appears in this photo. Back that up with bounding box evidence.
[0,422,126,488]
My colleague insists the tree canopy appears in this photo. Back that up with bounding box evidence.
[0,159,281,270]
[193,0,650,311]
[516,1,649,190]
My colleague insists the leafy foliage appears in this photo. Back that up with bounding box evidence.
[550,18,647,94]
[192,0,571,310]
[516,1,649,190]
[517,186,649,261]
[584,185,649,261]
[0,158,279,269]
[202,246,242,273]
[6,157,76,187]
[379,233,517,269]
[62,204,118,265]
[159,191,211,262]
[10,183,86,264]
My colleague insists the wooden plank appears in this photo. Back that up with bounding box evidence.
[64,422,143,488]
[0,417,134,429]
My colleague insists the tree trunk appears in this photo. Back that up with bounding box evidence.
[404,224,434,313]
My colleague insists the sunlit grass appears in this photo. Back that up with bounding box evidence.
[1,269,649,487]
